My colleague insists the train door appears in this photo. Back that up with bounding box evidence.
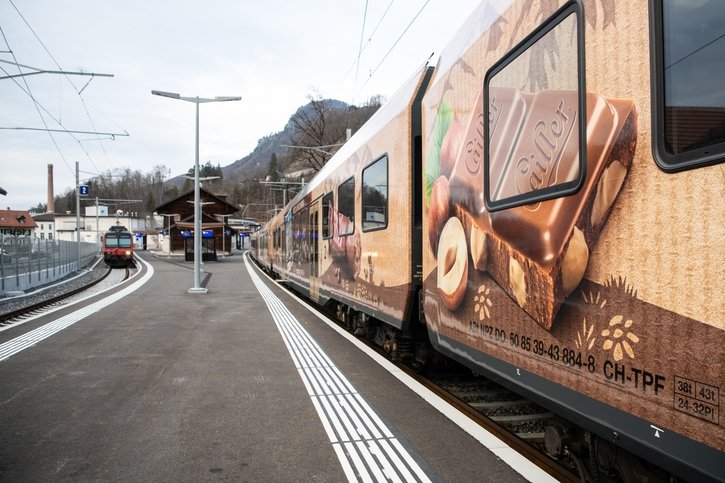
[309,201,320,301]
[284,210,292,269]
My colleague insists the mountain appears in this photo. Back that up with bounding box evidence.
[168,99,350,187]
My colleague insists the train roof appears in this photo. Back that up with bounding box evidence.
[106,225,131,234]
[283,63,434,213]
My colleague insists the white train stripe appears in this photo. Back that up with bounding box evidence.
[336,394,374,441]
[0,257,154,362]
[342,393,385,440]
[390,438,433,483]
[343,441,374,483]
[321,393,359,442]
[368,438,403,483]
[332,443,360,483]
[350,392,396,440]
[378,438,417,482]
[297,368,316,397]
[244,255,431,483]
[355,440,388,482]
[318,394,350,443]
[325,365,356,394]
[301,367,324,396]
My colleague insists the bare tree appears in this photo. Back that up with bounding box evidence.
[289,90,348,172]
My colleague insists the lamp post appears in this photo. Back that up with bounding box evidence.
[152,90,240,293]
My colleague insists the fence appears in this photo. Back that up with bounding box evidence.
[0,236,98,295]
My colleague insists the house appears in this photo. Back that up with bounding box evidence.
[0,210,38,238]
[32,212,56,241]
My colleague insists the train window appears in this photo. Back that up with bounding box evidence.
[322,192,334,239]
[484,1,585,212]
[652,0,725,171]
[362,155,388,231]
[118,235,132,248]
[338,176,355,236]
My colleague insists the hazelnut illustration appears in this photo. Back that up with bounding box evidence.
[591,161,627,227]
[428,176,451,254]
[439,115,465,178]
[561,226,589,295]
[437,216,469,311]
[509,257,526,308]
[469,223,488,271]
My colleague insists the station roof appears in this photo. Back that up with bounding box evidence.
[154,188,239,217]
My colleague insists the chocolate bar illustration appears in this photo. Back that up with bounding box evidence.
[447,88,637,330]
[449,87,533,217]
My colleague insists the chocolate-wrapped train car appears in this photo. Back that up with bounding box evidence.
[252,1,724,481]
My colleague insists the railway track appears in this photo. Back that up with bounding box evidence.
[0,265,130,326]
[420,369,576,482]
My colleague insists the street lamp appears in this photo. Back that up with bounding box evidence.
[152,90,240,294]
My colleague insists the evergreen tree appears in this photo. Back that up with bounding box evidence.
[267,153,280,182]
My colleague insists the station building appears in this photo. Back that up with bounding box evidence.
[154,188,240,259]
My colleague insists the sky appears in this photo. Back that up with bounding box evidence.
[0,0,482,211]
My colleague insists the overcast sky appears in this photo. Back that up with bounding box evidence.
[0,0,481,211]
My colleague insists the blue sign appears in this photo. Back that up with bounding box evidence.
[79,185,90,196]
[180,230,192,238]
[202,230,214,238]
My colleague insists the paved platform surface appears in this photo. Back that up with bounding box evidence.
[0,250,535,482]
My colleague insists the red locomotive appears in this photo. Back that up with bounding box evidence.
[102,225,134,267]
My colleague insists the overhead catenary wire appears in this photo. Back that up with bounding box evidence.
[9,0,105,173]
[339,0,395,92]
[7,0,123,174]
[351,0,431,103]
[338,0,395,103]
[354,0,369,94]
[0,62,122,173]
[0,24,74,175]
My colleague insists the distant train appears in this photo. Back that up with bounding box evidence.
[102,225,134,268]
[252,1,724,481]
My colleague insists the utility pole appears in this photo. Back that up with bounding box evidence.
[76,161,81,271]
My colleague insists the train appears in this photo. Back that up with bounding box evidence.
[102,225,134,268]
[251,1,724,481]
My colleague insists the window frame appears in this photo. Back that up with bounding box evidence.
[650,0,725,172]
[483,0,586,212]
[361,154,389,233]
[337,176,356,237]
[322,191,334,239]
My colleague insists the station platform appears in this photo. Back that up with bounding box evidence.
[0,250,551,481]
